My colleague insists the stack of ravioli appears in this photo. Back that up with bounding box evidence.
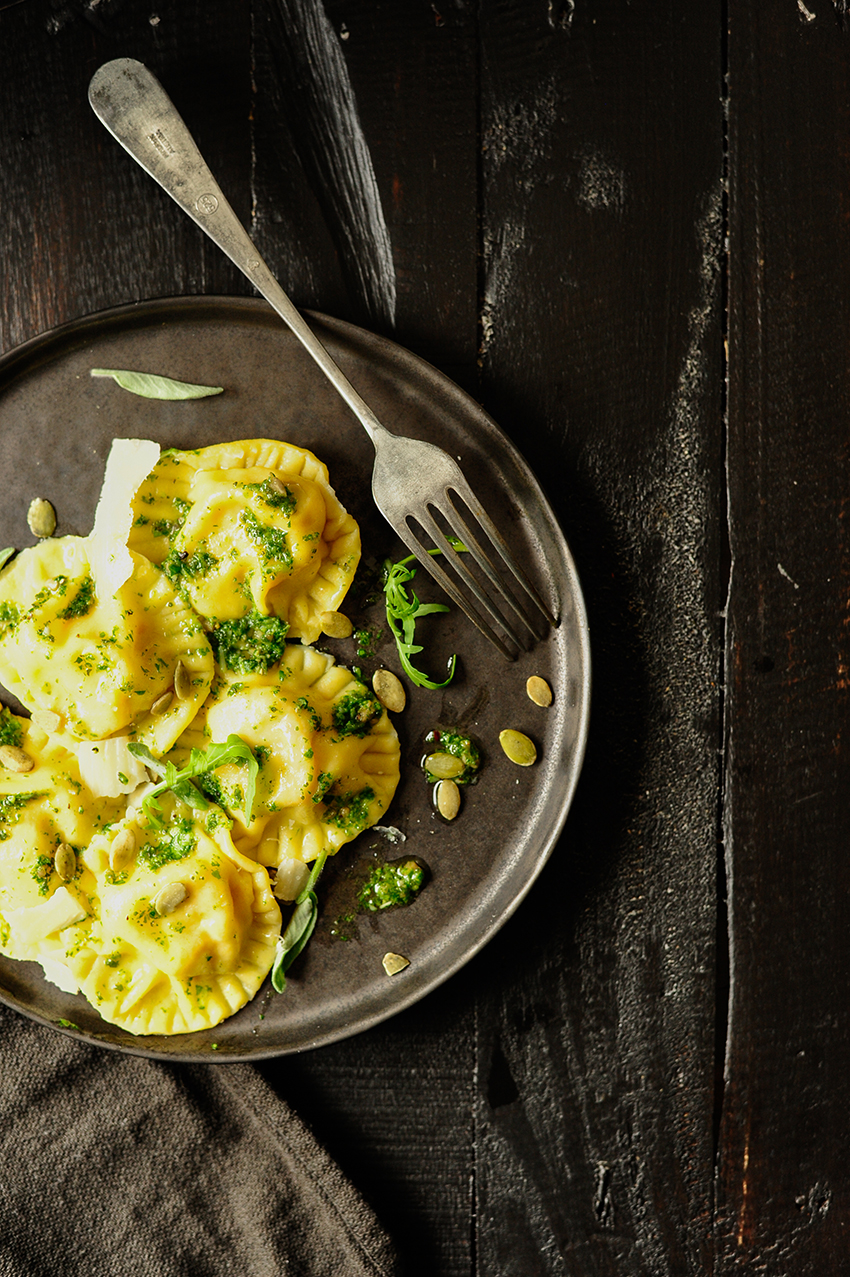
[0,439,400,1036]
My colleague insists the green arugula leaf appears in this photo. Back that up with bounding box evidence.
[382,548,463,689]
[271,850,328,993]
[90,368,224,400]
[128,734,257,829]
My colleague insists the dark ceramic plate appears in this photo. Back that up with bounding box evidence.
[0,296,590,1061]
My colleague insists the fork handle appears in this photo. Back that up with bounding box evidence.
[88,58,388,447]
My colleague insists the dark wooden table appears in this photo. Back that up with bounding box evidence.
[1,0,847,1272]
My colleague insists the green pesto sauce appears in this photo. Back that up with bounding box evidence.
[331,688,382,739]
[139,815,196,871]
[58,575,95,620]
[163,547,218,587]
[30,854,54,896]
[209,611,289,674]
[322,786,375,835]
[0,792,43,841]
[0,707,22,748]
[246,477,298,515]
[357,858,426,912]
[0,601,20,639]
[239,508,293,570]
[353,625,383,659]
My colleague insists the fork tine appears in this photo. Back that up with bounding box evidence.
[413,506,531,652]
[427,493,550,642]
[391,519,520,660]
[443,477,557,631]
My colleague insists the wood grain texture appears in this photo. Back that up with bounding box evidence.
[0,0,253,350]
[476,1,725,1272]
[719,3,850,1271]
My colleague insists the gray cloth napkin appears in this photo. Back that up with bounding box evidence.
[0,1006,399,1277]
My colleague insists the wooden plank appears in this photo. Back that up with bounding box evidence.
[0,0,253,350]
[477,2,725,1271]
[719,4,850,1269]
[251,0,479,369]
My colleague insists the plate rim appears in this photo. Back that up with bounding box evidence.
[0,294,591,1061]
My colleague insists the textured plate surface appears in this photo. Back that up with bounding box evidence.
[0,296,590,1060]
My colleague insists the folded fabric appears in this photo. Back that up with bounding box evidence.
[0,1006,399,1276]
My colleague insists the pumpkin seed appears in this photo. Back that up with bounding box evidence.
[0,744,34,773]
[435,778,461,821]
[424,751,465,780]
[31,709,62,733]
[499,729,537,767]
[174,659,192,701]
[153,881,187,916]
[109,827,136,872]
[320,610,354,639]
[266,474,287,497]
[382,952,410,976]
[372,668,406,713]
[526,675,553,707]
[27,497,56,539]
[151,691,173,716]
[54,843,77,882]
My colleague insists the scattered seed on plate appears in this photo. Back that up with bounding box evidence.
[173,659,192,700]
[435,778,461,821]
[27,497,56,539]
[499,729,537,767]
[424,751,465,780]
[31,709,62,734]
[526,675,553,707]
[382,952,410,976]
[54,843,77,882]
[153,881,187,916]
[109,827,136,872]
[372,668,406,713]
[320,610,354,639]
[0,744,34,773]
[151,691,173,716]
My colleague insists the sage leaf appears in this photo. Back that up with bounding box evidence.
[90,368,224,400]
[271,850,328,993]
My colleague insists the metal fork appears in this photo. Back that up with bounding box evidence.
[88,58,556,658]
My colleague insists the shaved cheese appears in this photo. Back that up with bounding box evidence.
[273,858,311,902]
[6,887,87,945]
[88,437,161,595]
[40,955,81,994]
[77,736,149,798]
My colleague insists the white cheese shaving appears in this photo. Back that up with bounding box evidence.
[39,955,81,994]
[88,437,161,596]
[76,736,149,799]
[6,887,87,945]
[273,858,311,902]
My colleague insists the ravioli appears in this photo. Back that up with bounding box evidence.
[127,439,360,644]
[173,644,401,875]
[0,712,122,962]
[64,806,281,1035]
[0,536,213,751]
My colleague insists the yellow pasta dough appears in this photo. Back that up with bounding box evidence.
[127,439,360,644]
[64,806,281,1035]
[0,536,213,750]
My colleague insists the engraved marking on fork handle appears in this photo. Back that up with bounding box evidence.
[195,193,219,215]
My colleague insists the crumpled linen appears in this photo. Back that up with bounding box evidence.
[0,1006,399,1277]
